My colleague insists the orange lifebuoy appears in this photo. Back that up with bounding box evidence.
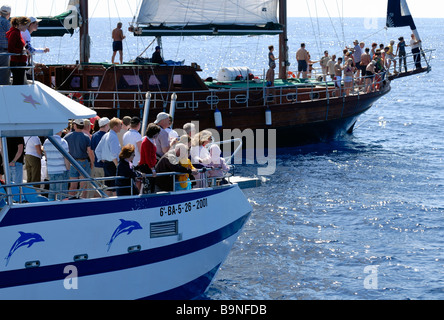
[287,71,296,79]
[68,92,84,105]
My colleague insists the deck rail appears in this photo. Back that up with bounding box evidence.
[54,49,433,116]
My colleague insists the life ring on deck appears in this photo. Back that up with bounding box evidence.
[68,92,84,105]
[287,71,296,79]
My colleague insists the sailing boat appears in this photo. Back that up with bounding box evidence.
[32,0,432,146]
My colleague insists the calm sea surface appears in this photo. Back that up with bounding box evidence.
[33,17,443,300]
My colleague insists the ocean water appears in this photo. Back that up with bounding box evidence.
[33,17,443,300]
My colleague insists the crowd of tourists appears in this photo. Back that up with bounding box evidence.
[0,113,230,200]
[268,34,423,96]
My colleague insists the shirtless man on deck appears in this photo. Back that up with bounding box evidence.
[112,22,126,64]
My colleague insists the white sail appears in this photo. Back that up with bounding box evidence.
[136,0,278,26]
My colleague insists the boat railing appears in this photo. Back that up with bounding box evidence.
[56,74,384,114]
[52,49,434,114]
[0,167,230,207]
[0,53,36,82]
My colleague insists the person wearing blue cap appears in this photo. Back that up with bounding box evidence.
[152,45,164,64]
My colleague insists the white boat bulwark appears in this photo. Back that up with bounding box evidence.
[0,185,251,300]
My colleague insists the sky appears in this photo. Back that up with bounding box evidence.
[8,0,444,19]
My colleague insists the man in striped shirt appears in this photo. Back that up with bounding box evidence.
[43,132,70,200]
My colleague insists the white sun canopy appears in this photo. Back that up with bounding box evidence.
[0,82,96,137]
[136,0,279,26]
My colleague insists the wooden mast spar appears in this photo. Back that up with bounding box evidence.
[79,0,89,64]
[278,0,289,80]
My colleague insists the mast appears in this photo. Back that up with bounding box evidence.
[278,0,288,80]
[79,0,90,64]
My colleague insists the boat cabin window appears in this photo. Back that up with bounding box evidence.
[176,74,201,90]
[148,75,168,90]
[70,76,82,89]
[173,75,182,86]
[87,76,102,89]
[118,75,143,90]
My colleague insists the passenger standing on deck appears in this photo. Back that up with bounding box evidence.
[334,57,343,97]
[343,58,354,97]
[139,123,161,193]
[95,117,122,196]
[22,17,50,57]
[117,116,131,147]
[155,144,196,192]
[268,45,278,70]
[410,33,422,70]
[386,40,397,74]
[348,40,362,80]
[24,136,42,186]
[153,112,172,159]
[327,55,336,81]
[6,16,30,85]
[43,131,70,200]
[266,45,276,84]
[0,5,11,85]
[111,22,125,64]
[116,144,140,196]
[396,36,408,73]
[90,117,110,186]
[319,50,330,81]
[123,117,142,167]
[296,43,309,79]
[183,123,196,138]
[365,60,376,93]
[360,48,372,88]
[6,137,24,184]
[64,119,94,197]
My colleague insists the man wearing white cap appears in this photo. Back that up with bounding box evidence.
[0,5,11,85]
[153,112,172,158]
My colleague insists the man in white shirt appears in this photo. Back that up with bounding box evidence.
[95,117,122,195]
[24,136,42,186]
[21,17,49,56]
[123,117,142,166]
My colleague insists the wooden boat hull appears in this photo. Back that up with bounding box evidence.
[36,64,391,146]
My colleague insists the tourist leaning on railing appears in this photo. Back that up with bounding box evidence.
[6,16,30,85]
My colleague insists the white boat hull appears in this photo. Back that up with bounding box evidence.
[0,184,251,300]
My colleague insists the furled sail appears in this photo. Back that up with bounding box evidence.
[135,0,282,36]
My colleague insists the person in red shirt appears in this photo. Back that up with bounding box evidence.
[139,123,161,174]
[6,16,30,85]
[138,123,161,193]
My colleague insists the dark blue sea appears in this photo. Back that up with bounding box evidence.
[33,17,443,300]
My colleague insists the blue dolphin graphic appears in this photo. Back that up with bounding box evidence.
[107,219,142,252]
[5,232,44,266]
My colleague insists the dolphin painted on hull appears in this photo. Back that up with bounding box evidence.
[5,232,45,266]
[107,219,143,252]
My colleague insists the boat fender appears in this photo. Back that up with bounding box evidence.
[265,108,272,126]
[287,71,296,79]
[214,108,223,128]
[68,92,84,105]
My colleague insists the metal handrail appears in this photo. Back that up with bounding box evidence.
[0,167,225,206]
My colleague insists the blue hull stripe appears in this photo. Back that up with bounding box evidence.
[0,212,250,293]
[138,264,221,300]
[0,188,229,228]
